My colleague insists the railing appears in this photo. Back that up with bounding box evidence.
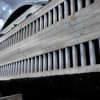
[0,38,99,79]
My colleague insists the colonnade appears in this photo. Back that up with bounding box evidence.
[0,38,99,77]
[0,0,95,51]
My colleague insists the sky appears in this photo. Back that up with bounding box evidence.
[0,0,48,31]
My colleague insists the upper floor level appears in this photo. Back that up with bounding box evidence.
[0,0,96,52]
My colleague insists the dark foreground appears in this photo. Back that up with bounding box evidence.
[0,72,100,100]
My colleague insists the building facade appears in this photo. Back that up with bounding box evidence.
[0,0,99,81]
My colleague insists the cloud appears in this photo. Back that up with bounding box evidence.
[0,19,4,31]
[0,1,12,21]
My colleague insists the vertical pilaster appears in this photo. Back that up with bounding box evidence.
[14,63,17,75]
[12,63,15,76]
[89,41,96,65]
[27,59,30,73]
[31,58,33,73]
[24,60,27,74]
[39,55,42,72]
[58,4,62,21]
[80,43,86,66]
[10,64,12,76]
[40,17,43,31]
[64,0,68,18]
[44,14,47,28]
[59,50,64,69]
[49,11,52,26]
[43,54,47,71]
[86,0,91,6]
[65,48,70,68]
[35,57,38,72]
[72,46,78,67]
[99,39,100,54]
[0,67,2,76]
[18,61,21,75]
[77,0,82,11]
[36,19,39,33]
[53,8,57,23]
[29,24,31,36]
[20,61,23,74]
[8,64,10,76]
[2,66,4,77]
[53,51,58,70]
[48,53,52,71]
[70,0,75,14]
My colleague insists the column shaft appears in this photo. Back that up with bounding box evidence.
[58,4,62,21]
[27,59,30,73]
[80,43,86,66]
[64,0,68,18]
[72,46,78,67]
[65,48,70,68]
[44,14,47,28]
[86,0,91,6]
[53,8,57,23]
[48,53,52,71]
[35,57,38,72]
[24,60,27,74]
[59,50,64,69]
[43,54,47,71]
[53,51,58,70]
[77,0,82,11]
[70,0,75,14]
[39,55,42,72]
[36,19,39,33]
[49,11,52,26]
[89,41,96,65]
[31,58,33,73]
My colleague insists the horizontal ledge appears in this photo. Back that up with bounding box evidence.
[0,64,100,81]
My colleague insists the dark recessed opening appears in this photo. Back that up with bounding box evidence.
[76,45,81,67]
[75,0,78,12]
[67,0,71,15]
[69,47,73,68]
[93,39,100,64]
[84,42,90,65]
[82,0,86,8]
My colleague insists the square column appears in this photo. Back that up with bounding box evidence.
[44,14,47,28]
[40,16,44,31]
[48,53,53,71]
[43,54,47,71]
[80,43,86,66]
[72,46,78,67]
[53,8,57,23]
[48,11,52,26]
[64,0,68,18]
[89,41,96,65]
[58,4,63,21]
[53,51,58,70]
[24,60,27,74]
[70,0,75,14]
[27,59,30,73]
[65,48,70,68]
[86,0,91,6]
[39,55,43,72]
[77,0,82,11]
[31,58,34,73]
[59,50,64,69]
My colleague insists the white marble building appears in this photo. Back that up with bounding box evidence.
[0,0,99,81]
